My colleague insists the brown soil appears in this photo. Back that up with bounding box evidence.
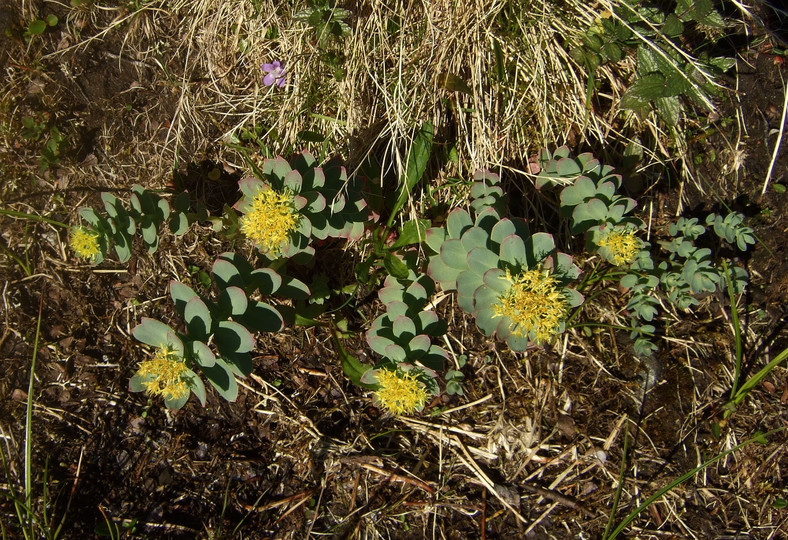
[1,1,787,539]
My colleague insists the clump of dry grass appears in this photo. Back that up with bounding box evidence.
[53,0,638,179]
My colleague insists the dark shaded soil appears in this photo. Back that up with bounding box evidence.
[2,1,788,539]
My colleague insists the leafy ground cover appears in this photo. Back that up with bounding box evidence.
[1,0,788,538]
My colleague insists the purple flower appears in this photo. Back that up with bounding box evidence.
[262,61,286,88]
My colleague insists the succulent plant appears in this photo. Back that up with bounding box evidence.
[234,150,369,262]
[427,172,583,351]
[74,185,191,264]
[366,273,448,372]
[590,224,643,266]
[130,318,209,409]
[556,161,640,236]
[534,146,644,265]
[619,212,752,357]
[130,252,311,408]
[705,213,756,251]
[360,363,439,415]
[532,146,609,189]
[469,169,508,215]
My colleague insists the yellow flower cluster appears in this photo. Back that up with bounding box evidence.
[374,369,429,415]
[239,188,300,254]
[69,227,101,259]
[598,228,640,266]
[492,269,568,344]
[136,346,189,401]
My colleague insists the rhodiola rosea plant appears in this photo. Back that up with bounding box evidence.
[71,185,192,264]
[534,146,756,356]
[426,171,583,350]
[70,143,758,415]
[234,150,369,263]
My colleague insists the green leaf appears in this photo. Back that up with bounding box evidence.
[408,334,431,356]
[663,13,684,36]
[388,121,433,228]
[482,268,510,293]
[223,351,252,376]
[27,19,46,35]
[446,208,473,239]
[367,331,394,356]
[440,239,469,270]
[499,235,527,268]
[474,306,499,336]
[184,297,213,339]
[185,368,206,406]
[460,227,489,253]
[129,373,149,393]
[418,311,446,336]
[218,286,248,317]
[113,230,132,263]
[426,257,461,291]
[656,96,682,126]
[278,275,311,300]
[297,129,325,143]
[239,301,283,333]
[45,14,58,26]
[384,343,407,362]
[425,227,447,253]
[571,200,609,232]
[492,37,505,82]
[333,330,375,389]
[170,212,189,235]
[560,177,596,207]
[212,258,243,290]
[437,72,473,95]
[624,73,668,101]
[132,318,175,348]
[215,321,255,354]
[202,357,238,401]
[556,157,582,177]
[164,391,189,410]
[390,218,431,248]
[602,43,623,63]
[525,233,556,266]
[403,280,429,305]
[392,315,417,338]
[251,268,282,295]
[170,280,198,316]
[192,340,216,367]
[383,252,410,279]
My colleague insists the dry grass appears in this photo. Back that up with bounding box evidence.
[2,0,788,538]
[45,0,641,179]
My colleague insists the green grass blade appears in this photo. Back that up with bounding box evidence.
[25,286,46,531]
[602,419,630,539]
[606,428,784,539]
[732,346,788,407]
[723,261,743,398]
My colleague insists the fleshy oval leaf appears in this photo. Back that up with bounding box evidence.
[184,297,213,339]
[202,357,238,402]
[215,321,255,354]
[192,340,216,368]
[133,318,175,348]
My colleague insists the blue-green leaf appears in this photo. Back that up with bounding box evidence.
[215,321,255,354]
[192,340,216,367]
[202,357,238,401]
[447,208,473,239]
[184,368,206,406]
[184,297,213,339]
[133,318,175,348]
